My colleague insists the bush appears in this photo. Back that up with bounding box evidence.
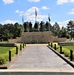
[0,56,6,65]
[0,44,24,65]
[62,47,70,57]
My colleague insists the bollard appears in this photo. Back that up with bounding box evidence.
[23,43,24,48]
[16,46,18,54]
[54,44,56,50]
[48,42,49,46]
[60,46,62,54]
[51,43,53,47]
[48,42,50,46]
[70,49,73,61]
[9,50,11,61]
[25,44,26,46]
[20,44,22,51]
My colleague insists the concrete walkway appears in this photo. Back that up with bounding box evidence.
[9,45,73,69]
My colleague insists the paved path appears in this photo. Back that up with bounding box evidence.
[9,45,73,69]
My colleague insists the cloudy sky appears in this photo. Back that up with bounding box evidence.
[0,0,74,27]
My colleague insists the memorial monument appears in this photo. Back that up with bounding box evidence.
[8,8,66,43]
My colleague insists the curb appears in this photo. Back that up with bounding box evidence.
[47,46,74,68]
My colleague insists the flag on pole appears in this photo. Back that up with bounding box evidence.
[48,14,51,22]
[35,8,37,16]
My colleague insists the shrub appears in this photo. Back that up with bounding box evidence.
[10,47,16,57]
[62,47,70,57]
[0,56,6,65]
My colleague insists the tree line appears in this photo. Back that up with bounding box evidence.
[23,21,73,39]
[0,22,22,41]
[23,21,51,32]
[0,20,74,41]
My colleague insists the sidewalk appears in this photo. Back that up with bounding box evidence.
[9,45,73,69]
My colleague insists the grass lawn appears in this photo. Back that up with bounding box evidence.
[63,46,74,51]
[0,47,14,54]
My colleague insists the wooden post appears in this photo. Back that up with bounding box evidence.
[51,43,53,47]
[16,46,18,54]
[23,43,24,48]
[48,42,50,46]
[9,50,11,61]
[25,44,26,46]
[70,50,73,61]
[54,44,56,50]
[20,44,22,51]
[60,46,62,54]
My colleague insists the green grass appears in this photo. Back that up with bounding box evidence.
[0,47,13,54]
[51,43,74,61]
[0,44,25,65]
[0,47,16,64]
[63,46,74,51]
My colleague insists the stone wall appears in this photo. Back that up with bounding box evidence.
[21,31,52,43]
[58,42,74,46]
[8,37,21,43]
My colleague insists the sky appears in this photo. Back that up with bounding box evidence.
[0,0,74,27]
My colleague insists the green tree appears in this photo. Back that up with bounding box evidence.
[53,22,60,37]
[59,27,66,37]
[40,21,45,32]
[34,22,39,32]
[23,22,29,32]
[67,20,74,40]
[0,24,3,34]
[0,23,22,41]
[29,22,32,32]
[14,22,22,38]
[45,21,51,31]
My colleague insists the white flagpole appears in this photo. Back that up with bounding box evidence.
[22,15,24,32]
[35,8,37,23]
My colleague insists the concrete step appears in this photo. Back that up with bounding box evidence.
[0,69,74,75]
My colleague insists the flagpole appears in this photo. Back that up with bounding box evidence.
[22,15,24,32]
[35,14,36,23]
[35,8,37,23]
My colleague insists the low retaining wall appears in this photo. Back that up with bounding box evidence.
[0,43,17,47]
[8,37,21,43]
[58,42,74,46]
[51,36,66,42]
